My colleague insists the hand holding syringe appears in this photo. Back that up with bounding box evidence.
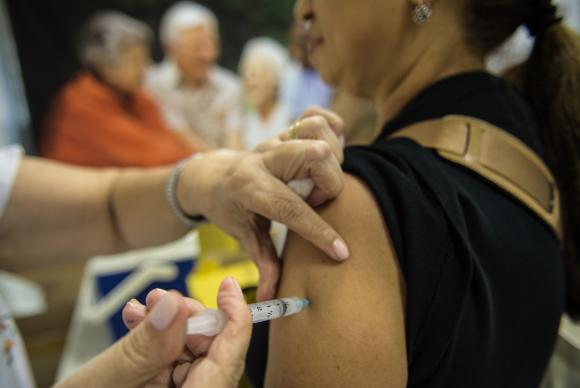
[187,297,310,336]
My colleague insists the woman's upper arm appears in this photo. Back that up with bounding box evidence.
[266,174,408,388]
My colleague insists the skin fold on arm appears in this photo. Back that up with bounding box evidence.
[266,174,408,388]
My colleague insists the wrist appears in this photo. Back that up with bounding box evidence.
[167,154,206,227]
[176,150,244,220]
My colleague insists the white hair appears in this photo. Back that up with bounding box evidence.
[160,1,218,47]
[79,11,151,68]
[239,37,289,80]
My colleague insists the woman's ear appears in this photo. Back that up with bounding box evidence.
[294,0,313,23]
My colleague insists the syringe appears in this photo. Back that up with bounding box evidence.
[187,297,309,336]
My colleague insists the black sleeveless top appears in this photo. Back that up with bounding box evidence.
[246,72,564,388]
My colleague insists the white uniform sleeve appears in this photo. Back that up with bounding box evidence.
[0,145,23,222]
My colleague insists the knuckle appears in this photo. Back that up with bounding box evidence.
[274,197,305,222]
[306,115,327,130]
[306,105,320,114]
[323,172,344,195]
[227,161,255,192]
[118,331,161,375]
[307,140,332,161]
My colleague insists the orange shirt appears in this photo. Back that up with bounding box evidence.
[41,73,193,167]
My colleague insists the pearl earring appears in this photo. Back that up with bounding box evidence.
[413,1,432,25]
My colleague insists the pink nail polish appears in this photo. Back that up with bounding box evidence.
[148,293,179,331]
[332,239,350,261]
[227,276,243,296]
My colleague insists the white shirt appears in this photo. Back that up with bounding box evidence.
[0,145,34,388]
[242,104,291,151]
[0,145,22,220]
[146,61,242,149]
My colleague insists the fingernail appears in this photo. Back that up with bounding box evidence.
[226,276,243,297]
[127,299,139,307]
[148,293,179,331]
[332,239,350,261]
[126,299,146,315]
[155,288,168,294]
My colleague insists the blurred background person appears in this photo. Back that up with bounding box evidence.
[280,21,333,121]
[39,11,193,168]
[147,1,242,150]
[239,37,290,150]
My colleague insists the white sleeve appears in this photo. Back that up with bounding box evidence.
[0,145,23,222]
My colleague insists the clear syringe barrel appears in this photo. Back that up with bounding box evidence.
[187,297,309,336]
[249,297,309,323]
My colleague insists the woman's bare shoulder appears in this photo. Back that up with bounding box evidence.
[265,174,408,388]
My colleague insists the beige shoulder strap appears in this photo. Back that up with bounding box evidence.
[389,115,562,239]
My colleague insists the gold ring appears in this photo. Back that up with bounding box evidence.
[288,120,302,140]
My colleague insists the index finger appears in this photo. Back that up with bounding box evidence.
[247,174,349,262]
[258,141,349,261]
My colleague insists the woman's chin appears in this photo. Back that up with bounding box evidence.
[314,61,337,87]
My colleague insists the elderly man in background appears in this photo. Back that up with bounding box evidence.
[147,1,242,150]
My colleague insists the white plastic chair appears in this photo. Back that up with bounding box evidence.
[56,232,199,383]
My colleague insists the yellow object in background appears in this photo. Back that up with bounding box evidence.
[187,224,259,308]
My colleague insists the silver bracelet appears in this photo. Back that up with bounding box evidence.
[165,154,207,228]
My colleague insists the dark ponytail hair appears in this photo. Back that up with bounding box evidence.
[464,0,580,320]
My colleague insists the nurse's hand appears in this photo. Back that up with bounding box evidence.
[256,106,345,162]
[177,108,349,301]
[123,280,251,388]
[56,278,251,388]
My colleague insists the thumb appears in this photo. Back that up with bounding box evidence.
[73,292,188,388]
[183,278,252,388]
[209,277,253,364]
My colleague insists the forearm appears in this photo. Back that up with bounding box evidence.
[111,167,189,250]
[0,158,188,270]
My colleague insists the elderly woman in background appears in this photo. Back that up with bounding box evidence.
[239,38,291,150]
[40,12,192,167]
[146,1,242,150]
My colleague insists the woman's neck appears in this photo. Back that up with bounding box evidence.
[372,41,484,136]
[87,69,134,103]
